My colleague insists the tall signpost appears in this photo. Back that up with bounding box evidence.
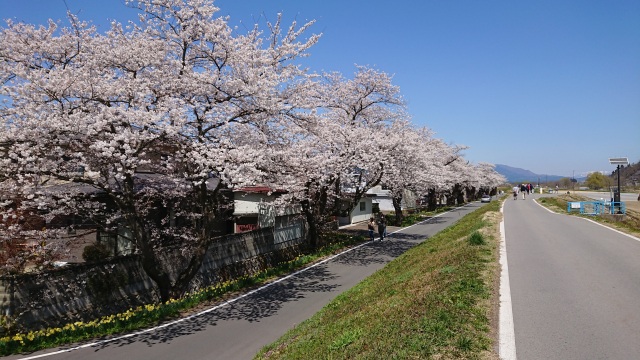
[609,157,629,214]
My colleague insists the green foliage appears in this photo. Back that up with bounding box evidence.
[558,177,573,189]
[82,243,111,263]
[467,231,486,246]
[585,172,611,190]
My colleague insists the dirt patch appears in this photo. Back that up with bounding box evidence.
[626,199,640,213]
[481,210,503,359]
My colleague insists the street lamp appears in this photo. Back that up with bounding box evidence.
[609,157,629,213]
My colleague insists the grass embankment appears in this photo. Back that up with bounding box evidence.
[538,194,640,237]
[256,201,502,359]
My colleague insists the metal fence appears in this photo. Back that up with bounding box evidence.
[567,201,626,215]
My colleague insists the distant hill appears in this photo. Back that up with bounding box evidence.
[609,160,640,187]
[495,160,639,185]
[494,164,567,184]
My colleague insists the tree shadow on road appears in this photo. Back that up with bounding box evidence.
[331,237,422,268]
[87,264,340,350]
[415,215,449,225]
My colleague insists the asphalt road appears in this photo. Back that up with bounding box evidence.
[504,193,640,359]
[10,203,482,360]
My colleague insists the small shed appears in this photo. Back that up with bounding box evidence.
[337,195,375,225]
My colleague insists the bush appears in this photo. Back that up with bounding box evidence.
[82,243,112,263]
[467,231,485,246]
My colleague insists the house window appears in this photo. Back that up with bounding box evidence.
[98,230,118,257]
[359,201,366,211]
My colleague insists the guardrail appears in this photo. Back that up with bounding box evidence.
[567,201,626,215]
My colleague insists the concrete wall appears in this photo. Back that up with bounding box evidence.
[0,256,159,333]
[0,221,306,334]
[233,192,277,215]
[350,198,373,224]
[372,189,418,212]
[373,197,394,212]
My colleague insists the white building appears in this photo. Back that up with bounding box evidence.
[336,195,375,225]
[366,185,418,212]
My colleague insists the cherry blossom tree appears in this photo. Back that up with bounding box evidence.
[380,126,463,225]
[0,0,506,304]
[441,157,474,205]
[263,66,408,248]
[469,162,507,196]
[437,156,504,205]
[0,0,318,300]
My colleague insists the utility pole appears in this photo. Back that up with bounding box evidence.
[609,157,629,214]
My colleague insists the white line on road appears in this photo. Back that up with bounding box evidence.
[16,205,472,360]
[499,201,517,360]
[533,199,640,242]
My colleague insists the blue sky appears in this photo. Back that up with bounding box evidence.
[1,0,638,177]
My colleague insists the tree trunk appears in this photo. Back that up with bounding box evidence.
[456,187,465,205]
[128,181,219,302]
[301,200,319,250]
[305,210,319,250]
[169,243,208,299]
[140,247,173,302]
[446,189,456,206]
[168,182,221,300]
[392,194,403,226]
[427,188,438,211]
[126,216,173,302]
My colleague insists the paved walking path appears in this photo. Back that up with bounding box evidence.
[10,203,482,360]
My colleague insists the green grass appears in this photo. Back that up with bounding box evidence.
[468,231,486,246]
[255,201,501,359]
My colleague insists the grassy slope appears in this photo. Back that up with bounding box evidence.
[256,201,502,360]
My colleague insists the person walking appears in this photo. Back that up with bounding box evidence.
[377,213,387,241]
[367,218,376,241]
[520,184,527,199]
[512,185,519,200]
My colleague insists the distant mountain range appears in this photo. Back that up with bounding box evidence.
[494,164,577,183]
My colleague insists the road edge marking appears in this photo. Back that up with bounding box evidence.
[533,199,640,242]
[499,201,517,360]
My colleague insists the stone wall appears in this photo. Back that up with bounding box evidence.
[0,222,306,334]
[0,256,160,334]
